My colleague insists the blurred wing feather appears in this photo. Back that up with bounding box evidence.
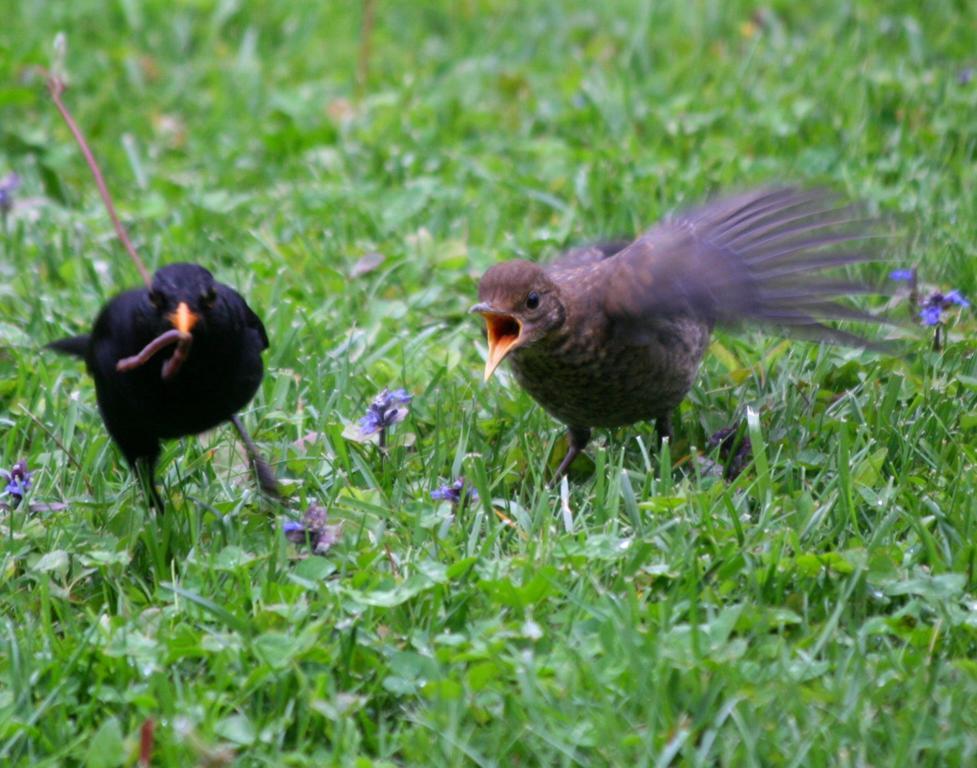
[600,187,891,346]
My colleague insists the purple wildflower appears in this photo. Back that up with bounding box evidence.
[944,290,970,308]
[431,477,478,505]
[0,173,19,214]
[1,460,32,504]
[283,520,304,537]
[357,388,412,437]
[283,503,342,556]
[919,305,942,326]
[918,287,970,350]
[889,269,915,282]
[918,289,970,327]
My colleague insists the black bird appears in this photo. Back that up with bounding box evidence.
[47,262,277,510]
[472,187,891,480]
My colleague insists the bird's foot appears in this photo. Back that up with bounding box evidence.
[134,457,166,514]
[231,415,280,499]
[550,446,581,487]
[548,427,591,487]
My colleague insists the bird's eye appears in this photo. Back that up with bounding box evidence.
[526,291,540,310]
[202,288,218,308]
[149,290,164,309]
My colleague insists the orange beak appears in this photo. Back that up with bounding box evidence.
[470,303,522,380]
[167,301,198,336]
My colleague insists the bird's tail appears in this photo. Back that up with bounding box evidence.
[46,335,90,358]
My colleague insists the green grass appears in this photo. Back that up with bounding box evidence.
[2,0,977,764]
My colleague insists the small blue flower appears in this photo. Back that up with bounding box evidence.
[919,305,942,326]
[0,172,19,214]
[944,290,970,308]
[282,520,304,537]
[283,503,341,555]
[431,477,478,505]
[0,460,32,502]
[357,388,412,437]
[917,288,970,328]
[889,269,915,282]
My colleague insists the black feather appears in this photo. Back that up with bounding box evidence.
[44,263,275,510]
[46,334,91,358]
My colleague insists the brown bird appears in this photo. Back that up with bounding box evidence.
[471,187,888,479]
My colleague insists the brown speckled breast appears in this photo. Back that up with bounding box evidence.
[508,313,711,430]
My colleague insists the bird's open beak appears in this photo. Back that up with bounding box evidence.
[167,301,199,336]
[470,302,522,380]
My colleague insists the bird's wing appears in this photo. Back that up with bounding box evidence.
[247,305,270,350]
[549,240,631,271]
[599,187,891,347]
[220,285,269,350]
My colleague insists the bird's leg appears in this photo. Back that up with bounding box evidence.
[230,414,280,499]
[551,426,591,484]
[655,413,673,446]
[135,457,165,514]
[148,480,165,514]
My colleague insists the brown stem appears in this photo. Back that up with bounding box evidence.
[115,329,192,380]
[46,75,152,288]
[138,719,154,768]
[383,542,400,579]
[356,0,376,99]
[230,414,280,498]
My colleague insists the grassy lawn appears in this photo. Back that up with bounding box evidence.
[2,0,977,764]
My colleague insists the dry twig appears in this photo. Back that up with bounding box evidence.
[47,75,152,288]
[356,0,376,99]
